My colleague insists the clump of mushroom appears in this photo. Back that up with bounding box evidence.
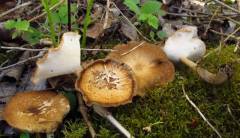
[107,41,175,96]
[164,26,229,85]
[75,59,137,107]
[31,32,81,85]
[3,91,70,133]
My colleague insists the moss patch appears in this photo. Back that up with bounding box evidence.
[65,45,240,137]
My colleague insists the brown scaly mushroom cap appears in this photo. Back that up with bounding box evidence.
[3,91,70,133]
[107,41,175,96]
[75,59,137,107]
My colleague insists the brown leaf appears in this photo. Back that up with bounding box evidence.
[3,51,30,81]
[120,19,139,41]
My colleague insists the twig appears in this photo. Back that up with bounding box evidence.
[210,29,240,40]
[166,12,209,18]
[213,0,240,14]
[182,85,222,138]
[111,2,151,42]
[1,46,48,52]
[0,60,9,67]
[121,41,145,56]
[16,0,22,6]
[27,5,42,15]
[224,26,240,42]
[103,0,110,29]
[82,48,116,52]
[93,105,133,138]
[1,46,116,52]
[77,93,96,138]
[0,1,32,18]
[204,7,219,36]
[0,52,45,71]
[29,0,65,22]
[227,104,240,126]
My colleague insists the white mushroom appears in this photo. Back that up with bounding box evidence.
[164,26,229,84]
[31,32,81,84]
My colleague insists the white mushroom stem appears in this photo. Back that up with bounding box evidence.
[93,105,134,138]
[180,57,228,85]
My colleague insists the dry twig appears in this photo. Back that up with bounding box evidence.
[0,52,45,71]
[182,85,222,138]
[121,41,145,56]
[29,0,65,22]
[103,0,110,29]
[1,46,116,52]
[0,1,32,18]
[213,0,240,14]
[77,94,96,138]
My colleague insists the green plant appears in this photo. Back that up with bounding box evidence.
[124,0,167,40]
[4,19,43,44]
[81,0,94,48]
[41,0,57,46]
[4,2,78,46]
[124,0,165,29]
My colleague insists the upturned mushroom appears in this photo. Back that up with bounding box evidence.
[75,59,137,107]
[31,32,81,85]
[106,41,175,96]
[164,26,229,85]
[2,91,70,133]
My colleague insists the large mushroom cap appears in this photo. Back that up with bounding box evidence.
[107,41,175,96]
[3,91,70,133]
[75,59,137,107]
[164,26,206,62]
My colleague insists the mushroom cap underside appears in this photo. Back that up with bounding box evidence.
[3,91,70,133]
[76,59,137,107]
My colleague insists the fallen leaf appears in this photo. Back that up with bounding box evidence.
[120,19,139,41]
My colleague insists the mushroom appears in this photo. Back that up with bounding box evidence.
[75,59,137,107]
[2,91,70,133]
[106,41,175,96]
[164,26,229,85]
[31,32,81,85]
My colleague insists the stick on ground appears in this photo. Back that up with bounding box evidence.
[182,85,222,138]
[77,93,96,138]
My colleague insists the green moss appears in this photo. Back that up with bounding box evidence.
[62,119,87,138]
[64,45,240,137]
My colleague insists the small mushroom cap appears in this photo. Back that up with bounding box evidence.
[31,32,81,84]
[164,26,206,62]
[75,59,137,107]
[107,41,175,96]
[3,91,70,133]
